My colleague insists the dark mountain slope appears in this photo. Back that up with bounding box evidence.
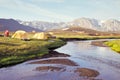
[0,19,41,32]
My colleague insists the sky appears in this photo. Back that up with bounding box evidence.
[0,0,120,22]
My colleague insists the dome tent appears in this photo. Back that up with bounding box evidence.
[12,30,29,40]
[32,32,52,40]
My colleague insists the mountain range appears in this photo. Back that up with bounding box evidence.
[18,20,66,31]
[0,19,41,32]
[0,18,120,32]
[18,18,120,32]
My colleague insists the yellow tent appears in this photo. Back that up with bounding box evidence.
[12,30,29,39]
[32,32,51,40]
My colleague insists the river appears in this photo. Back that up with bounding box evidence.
[0,39,120,80]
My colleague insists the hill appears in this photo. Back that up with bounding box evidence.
[0,19,41,32]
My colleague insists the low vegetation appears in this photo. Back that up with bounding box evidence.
[0,37,66,68]
[52,31,120,40]
[105,40,120,53]
[50,26,120,40]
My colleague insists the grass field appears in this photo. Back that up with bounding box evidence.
[105,40,120,53]
[51,31,120,40]
[0,37,66,68]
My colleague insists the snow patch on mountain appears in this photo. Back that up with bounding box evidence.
[18,18,120,32]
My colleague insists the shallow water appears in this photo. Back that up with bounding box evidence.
[56,40,120,80]
[0,39,120,80]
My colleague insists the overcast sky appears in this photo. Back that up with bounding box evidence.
[0,0,120,22]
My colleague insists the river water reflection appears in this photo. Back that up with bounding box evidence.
[56,40,120,80]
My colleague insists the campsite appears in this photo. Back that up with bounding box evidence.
[1,0,120,80]
[0,31,66,67]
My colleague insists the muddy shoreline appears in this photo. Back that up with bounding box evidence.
[91,40,108,47]
[0,50,70,68]
[59,37,120,41]
[29,57,100,79]
[28,49,101,79]
[42,50,70,58]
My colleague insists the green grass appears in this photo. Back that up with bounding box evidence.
[105,40,120,53]
[0,37,66,68]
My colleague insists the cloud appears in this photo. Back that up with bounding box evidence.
[1,0,120,21]
[19,0,73,20]
[26,4,72,19]
[0,0,73,21]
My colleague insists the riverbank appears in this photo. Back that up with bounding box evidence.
[91,39,120,54]
[0,37,66,68]
[58,36,120,42]
[91,41,107,47]
[105,40,120,53]
[54,32,120,40]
